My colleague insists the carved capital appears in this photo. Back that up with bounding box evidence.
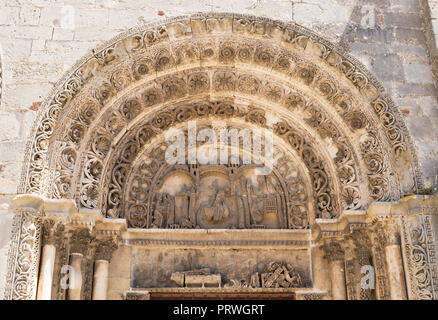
[373,220,401,247]
[322,239,345,262]
[70,228,95,255]
[94,237,119,261]
[386,220,401,246]
[41,219,65,246]
[349,230,373,265]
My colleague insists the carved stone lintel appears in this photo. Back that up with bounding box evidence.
[224,261,303,289]
[171,269,222,288]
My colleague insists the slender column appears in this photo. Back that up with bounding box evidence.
[92,238,118,300]
[385,244,407,300]
[67,253,83,300]
[384,221,407,300]
[323,240,347,300]
[92,260,109,300]
[37,245,56,299]
[37,220,63,300]
[329,260,347,300]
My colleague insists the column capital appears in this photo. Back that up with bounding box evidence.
[373,219,401,247]
[350,229,372,248]
[70,228,95,255]
[322,239,345,262]
[41,219,65,246]
[94,237,119,262]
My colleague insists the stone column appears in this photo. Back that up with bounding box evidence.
[36,220,63,300]
[92,238,118,300]
[385,244,407,300]
[67,228,94,300]
[67,253,83,300]
[92,260,109,300]
[384,222,407,300]
[323,240,347,300]
[37,245,56,299]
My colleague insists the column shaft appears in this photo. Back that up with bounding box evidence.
[385,244,407,300]
[329,260,347,300]
[92,260,109,300]
[36,244,56,300]
[67,253,83,300]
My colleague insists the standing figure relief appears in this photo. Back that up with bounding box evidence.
[137,161,307,230]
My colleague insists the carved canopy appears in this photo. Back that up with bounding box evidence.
[20,13,423,229]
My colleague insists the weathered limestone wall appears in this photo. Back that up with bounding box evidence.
[0,0,437,195]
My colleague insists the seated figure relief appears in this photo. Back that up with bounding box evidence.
[146,165,292,229]
[198,190,231,223]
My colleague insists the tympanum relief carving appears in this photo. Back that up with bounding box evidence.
[139,165,291,230]
[118,123,311,229]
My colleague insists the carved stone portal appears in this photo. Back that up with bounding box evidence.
[6,12,435,301]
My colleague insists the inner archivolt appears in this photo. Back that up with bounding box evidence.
[106,121,315,230]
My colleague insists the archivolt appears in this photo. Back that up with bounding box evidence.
[20,13,423,225]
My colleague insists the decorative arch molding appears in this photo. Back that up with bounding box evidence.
[19,13,423,228]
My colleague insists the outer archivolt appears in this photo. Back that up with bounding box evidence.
[20,13,422,227]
